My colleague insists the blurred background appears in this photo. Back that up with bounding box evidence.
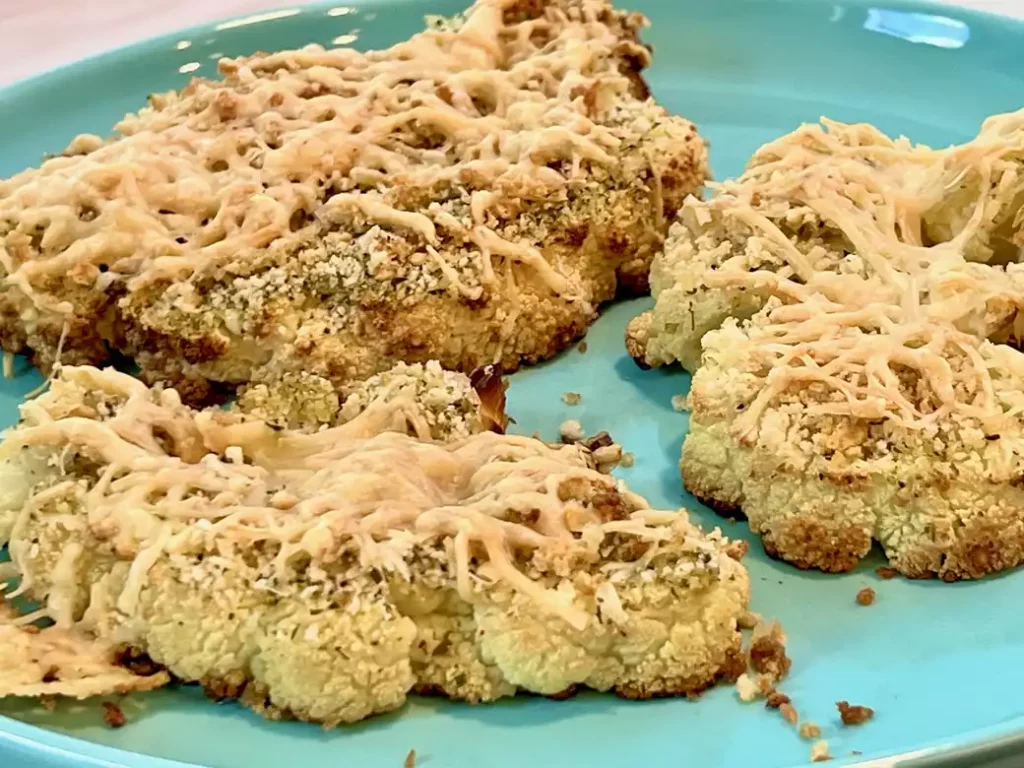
[0,0,1022,85]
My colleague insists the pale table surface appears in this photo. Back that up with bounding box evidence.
[0,0,1022,85]
[0,1,1022,767]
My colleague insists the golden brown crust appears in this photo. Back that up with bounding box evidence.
[119,168,688,401]
[759,518,871,575]
[897,516,1024,582]
[613,643,745,700]
[683,427,1024,580]
[686,487,744,519]
[202,670,249,702]
[684,451,872,575]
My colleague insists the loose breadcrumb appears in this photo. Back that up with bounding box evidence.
[562,392,582,406]
[765,690,790,709]
[799,721,822,740]
[837,701,874,726]
[875,567,898,580]
[559,419,584,443]
[749,623,791,682]
[102,701,126,729]
[735,673,760,703]
[779,702,798,725]
[577,342,588,354]
[856,588,875,606]
[404,749,416,768]
[810,740,831,762]
[621,452,635,468]
[671,394,687,412]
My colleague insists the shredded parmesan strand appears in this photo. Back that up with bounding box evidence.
[0,0,650,313]
[682,114,1024,438]
[2,367,726,632]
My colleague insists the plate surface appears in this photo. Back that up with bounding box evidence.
[2,1,1024,767]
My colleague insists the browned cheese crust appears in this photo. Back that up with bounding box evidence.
[0,0,707,404]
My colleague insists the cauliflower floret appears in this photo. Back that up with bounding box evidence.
[682,306,1024,579]
[235,372,340,431]
[0,366,752,724]
[394,581,515,703]
[79,555,418,725]
[251,582,417,725]
[0,447,55,545]
[235,360,503,440]
[472,537,748,699]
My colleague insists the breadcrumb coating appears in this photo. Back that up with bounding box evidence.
[634,111,1024,579]
[235,360,491,439]
[0,367,748,724]
[683,280,1024,579]
[0,0,707,404]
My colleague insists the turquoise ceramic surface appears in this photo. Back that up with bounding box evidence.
[1,1,1024,767]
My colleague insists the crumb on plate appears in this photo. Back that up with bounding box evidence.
[837,701,874,726]
[102,701,126,729]
[559,419,584,443]
[779,702,798,725]
[810,740,831,762]
[749,622,791,682]
[856,587,875,606]
[799,721,822,740]
[735,673,760,703]
[562,392,582,406]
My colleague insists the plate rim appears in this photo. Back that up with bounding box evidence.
[1,1,1024,766]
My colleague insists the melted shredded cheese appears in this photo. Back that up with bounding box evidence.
[2,367,726,632]
[0,0,652,314]
[684,114,1024,439]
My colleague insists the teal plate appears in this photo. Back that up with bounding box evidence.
[2,1,1024,767]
